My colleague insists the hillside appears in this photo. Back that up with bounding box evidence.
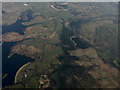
[2,2,119,88]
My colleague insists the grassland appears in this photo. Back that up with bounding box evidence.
[2,2,119,88]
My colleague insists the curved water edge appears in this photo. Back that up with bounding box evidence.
[14,62,31,83]
[2,19,35,88]
[2,41,35,87]
[2,9,36,87]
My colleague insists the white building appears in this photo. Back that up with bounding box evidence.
[24,3,28,6]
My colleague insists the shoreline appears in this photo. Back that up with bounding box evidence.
[14,62,31,84]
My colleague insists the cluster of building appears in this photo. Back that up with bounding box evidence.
[38,74,50,88]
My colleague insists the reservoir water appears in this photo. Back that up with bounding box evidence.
[2,19,27,35]
[2,14,35,87]
[2,42,34,87]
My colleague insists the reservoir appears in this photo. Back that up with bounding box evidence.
[2,13,35,87]
[2,42,34,87]
[2,9,36,87]
[2,19,26,35]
